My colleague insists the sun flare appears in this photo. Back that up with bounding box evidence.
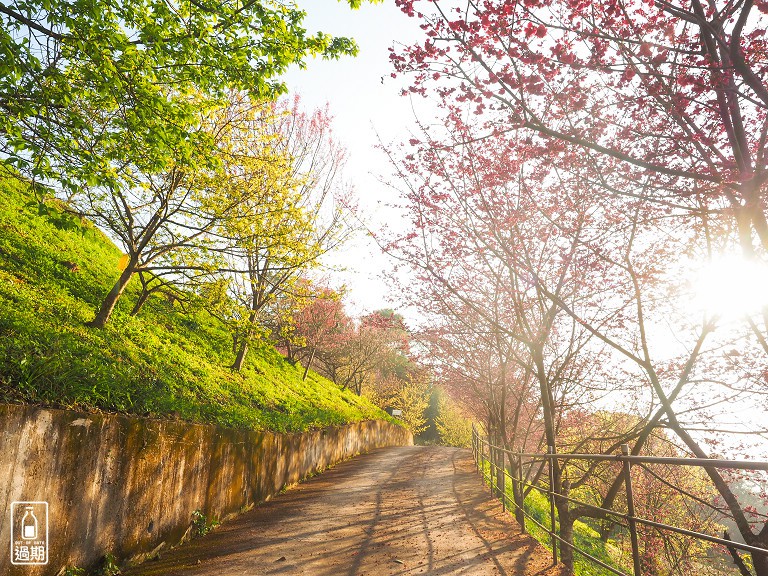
[693,254,768,320]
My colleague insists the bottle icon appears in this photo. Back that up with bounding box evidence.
[21,506,37,540]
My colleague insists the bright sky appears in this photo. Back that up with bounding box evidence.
[282,1,425,316]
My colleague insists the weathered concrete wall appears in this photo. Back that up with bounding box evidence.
[0,404,413,575]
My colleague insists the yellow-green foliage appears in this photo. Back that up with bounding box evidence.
[368,375,431,434]
[0,173,390,431]
[435,394,472,448]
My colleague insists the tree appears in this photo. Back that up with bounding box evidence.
[435,391,473,448]
[210,97,350,371]
[305,308,414,396]
[0,0,361,192]
[370,372,431,434]
[559,411,725,575]
[383,111,768,572]
[315,318,390,394]
[215,168,321,371]
[392,0,768,258]
[391,375,431,435]
[271,280,347,379]
[77,95,282,328]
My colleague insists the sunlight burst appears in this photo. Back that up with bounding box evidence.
[693,254,768,320]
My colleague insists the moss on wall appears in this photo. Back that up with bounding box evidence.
[0,405,412,574]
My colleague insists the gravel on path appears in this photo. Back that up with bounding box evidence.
[124,446,566,576]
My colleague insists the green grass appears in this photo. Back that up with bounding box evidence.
[521,488,628,576]
[0,174,393,432]
[481,461,629,576]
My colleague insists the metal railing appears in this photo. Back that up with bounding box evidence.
[471,427,768,576]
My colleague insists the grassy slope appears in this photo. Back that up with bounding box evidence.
[0,175,390,431]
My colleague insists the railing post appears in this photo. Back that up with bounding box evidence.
[517,450,527,534]
[548,445,558,566]
[475,428,479,472]
[489,437,495,494]
[480,437,484,477]
[621,444,642,576]
[502,463,507,512]
[496,441,505,503]
[476,431,480,472]
[479,434,484,480]
[495,445,500,496]
[478,428,484,476]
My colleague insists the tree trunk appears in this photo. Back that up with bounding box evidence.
[724,531,755,576]
[130,287,150,316]
[232,339,248,371]
[232,332,239,356]
[88,259,137,328]
[512,482,526,528]
[753,551,768,576]
[301,347,316,381]
[532,350,570,570]
[495,432,505,500]
[557,503,575,573]
[509,455,526,530]
[232,310,258,371]
[599,520,613,543]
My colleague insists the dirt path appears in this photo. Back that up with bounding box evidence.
[125,446,565,576]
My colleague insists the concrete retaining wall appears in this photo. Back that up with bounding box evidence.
[0,404,413,575]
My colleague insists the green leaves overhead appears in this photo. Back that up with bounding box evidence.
[0,0,360,190]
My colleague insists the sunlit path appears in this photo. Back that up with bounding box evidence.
[124,446,563,576]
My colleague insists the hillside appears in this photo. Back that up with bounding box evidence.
[0,174,390,431]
